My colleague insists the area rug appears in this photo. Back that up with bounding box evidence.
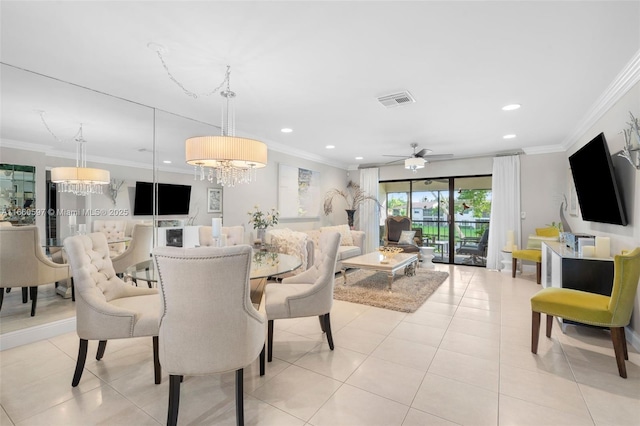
[333,268,449,313]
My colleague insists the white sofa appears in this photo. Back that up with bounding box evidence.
[268,225,365,273]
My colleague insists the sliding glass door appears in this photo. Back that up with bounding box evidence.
[380,175,492,266]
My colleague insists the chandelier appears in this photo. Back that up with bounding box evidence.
[47,121,111,196]
[405,157,425,173]
[185,66,267,187]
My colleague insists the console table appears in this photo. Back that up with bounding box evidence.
[541,241,614,330]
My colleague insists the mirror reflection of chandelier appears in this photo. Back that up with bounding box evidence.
[185,66,267,187]
[47,121,111,196]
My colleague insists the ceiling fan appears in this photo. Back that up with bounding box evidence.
[383,143,453,172]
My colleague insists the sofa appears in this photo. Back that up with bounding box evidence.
[267,224,365,274]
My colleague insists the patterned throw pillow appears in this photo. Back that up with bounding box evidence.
[321,224,354,246]
[398,230,416,245]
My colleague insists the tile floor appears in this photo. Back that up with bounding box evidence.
[1,264,639,425]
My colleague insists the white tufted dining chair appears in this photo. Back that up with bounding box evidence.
[64,232,161,387]
[265,231,341,362]
[111,223,153,275]
[153,245,266,426]
[198,225,245,247]
[92,219,127,257]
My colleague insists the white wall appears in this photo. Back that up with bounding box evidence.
[564,80,640,338]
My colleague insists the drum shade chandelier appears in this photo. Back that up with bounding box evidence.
[185,66,267,187]
[41,113,110,196]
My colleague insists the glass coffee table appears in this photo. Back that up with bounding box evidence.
[125,251,302,307]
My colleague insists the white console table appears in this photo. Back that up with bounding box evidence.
[541,241,614,330]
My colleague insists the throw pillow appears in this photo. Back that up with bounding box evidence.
[398,230,416,245]
[322,224,354,246]
[535,227,560,237]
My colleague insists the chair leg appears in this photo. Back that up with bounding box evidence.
[512,257,517,278]
[531,311,541,354]
[167,374,181,426]
[536,262,542,284]
[259,344,265,376]
[22,287,28,303]
[267,320,274,362]
[546,315,553,338]
[72,339,88,387]
[324,313,334,350]
[611,327,628,378]
[96,340,107,360]
[29,286,38,316]
[235,368,244,426]
[318,315,326,332]
[71,278,75,302]
[0,287,4,311]
[153,336,161,384]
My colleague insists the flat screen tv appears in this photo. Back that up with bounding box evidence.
[133,181,192,216]
[568,132,627,226]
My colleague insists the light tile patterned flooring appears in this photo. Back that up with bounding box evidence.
[1,264,639,425]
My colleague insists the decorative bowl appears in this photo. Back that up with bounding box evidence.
[378,246,403,263]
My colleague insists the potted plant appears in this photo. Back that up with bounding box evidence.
[323,181,381,229]
[247,205,279,243]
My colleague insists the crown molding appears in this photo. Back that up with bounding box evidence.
[561,48,640,151]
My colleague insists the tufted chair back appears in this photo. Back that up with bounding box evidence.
[199,225,245,247]
[93,220,127,257]
[64,232,158,340]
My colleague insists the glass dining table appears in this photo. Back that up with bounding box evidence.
[125,250,302,307]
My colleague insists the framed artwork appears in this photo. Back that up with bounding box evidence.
[569,185,578,216]
[208,188,222,213]
[278,163,321,218]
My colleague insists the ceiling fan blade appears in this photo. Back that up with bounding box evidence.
[382,154,409,158]
[415,148,432,157]
[423,154,454,160]
[384,158,405,165]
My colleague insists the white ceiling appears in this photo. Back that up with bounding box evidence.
[2,1,639,171]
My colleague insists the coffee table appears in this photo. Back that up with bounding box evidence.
[341,252,419,290]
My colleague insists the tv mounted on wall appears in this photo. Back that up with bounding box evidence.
[568,132,627,226]
[133,181,192,216]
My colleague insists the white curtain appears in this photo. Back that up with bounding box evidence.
[359,168,380,254]
[486,156,521,270]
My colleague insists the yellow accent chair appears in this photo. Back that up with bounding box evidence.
[530,247,640,378]
[512,227,560,284]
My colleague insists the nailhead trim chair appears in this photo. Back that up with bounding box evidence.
[153,245,266,426]
[265,231,341,362]
[64,232,161,387]
[530,247,640,378]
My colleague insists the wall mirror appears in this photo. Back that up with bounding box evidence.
[0,63,156,335]
[0,164,36,225]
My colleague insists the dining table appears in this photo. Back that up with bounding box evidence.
[125,251,302,307]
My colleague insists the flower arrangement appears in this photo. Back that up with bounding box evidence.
[247,205,279,229]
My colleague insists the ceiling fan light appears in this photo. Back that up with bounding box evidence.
[405,157,425,172]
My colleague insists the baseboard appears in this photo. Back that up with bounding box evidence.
[0,317,76,351]
[626,325,640,352]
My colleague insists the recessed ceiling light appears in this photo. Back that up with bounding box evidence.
[355,156,363,160]
[163,160,172,164]
[325,145,335,149]
[281,128,293,133]
[503,134,517,139]
[502,104,521,111]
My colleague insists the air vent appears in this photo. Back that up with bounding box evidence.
[377,91,416,108]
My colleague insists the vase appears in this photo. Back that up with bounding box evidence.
[256,228,266,245]
[345,209,356,230]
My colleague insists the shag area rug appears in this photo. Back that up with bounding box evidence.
[333,268,449,313]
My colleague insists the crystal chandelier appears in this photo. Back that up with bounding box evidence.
[41,114,110,196]
[405,157,425,173]
[185,66,267,187]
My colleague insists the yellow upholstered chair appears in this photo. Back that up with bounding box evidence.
[530,247,640,378]
[512,227,560,284]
